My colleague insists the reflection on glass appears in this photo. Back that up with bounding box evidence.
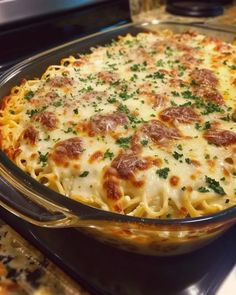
[129,0,163,17]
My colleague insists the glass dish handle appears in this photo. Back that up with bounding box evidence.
[0,175,77,227]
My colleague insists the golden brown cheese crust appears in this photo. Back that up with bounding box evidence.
[0,29,236,218]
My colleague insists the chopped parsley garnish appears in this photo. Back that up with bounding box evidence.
[220,114,231,122]
[190,79,198,86]
[53,100,62,107]
[26,109,39,118]
[130,74,138,82]
[111,80,121,86]
[130,64,140,72]
[170,100,177,106]
[229,64,236,70]
[117,104,130,114]
[151,71,165,79]
[9,110,15,114]
[156,167,170,179]
[119,91,132,101]
[73,108,79,114]
[201,102,224,115]
[172,151,183,160]
[106,50,112,58]
[205,176,226,195]
[203,121,211,130]
[127,114,145,125]
[63,127,77,134]
[79,171,89,177]
[223,60,236,70]
[24,91,34,101]
[116,136,132,149]
[156,59,165,67]
[38,151,48,167]
[171,91,180,97]
[177,144,183,151]
[181,90,198,100]
[198,187,210,193]
[103,149,114,160]
[181,91,224,115]
[195,121,211,131]
[164,47,173,57]
[44,134,50,141]
[81,85,94,93]
[130,62,147,72]
[107,96,117,104]
[185,158,192,164]
[141,139,148,146]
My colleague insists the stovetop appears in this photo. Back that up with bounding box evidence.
[0,0,130,74]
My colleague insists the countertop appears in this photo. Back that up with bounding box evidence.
[0,220,89,295]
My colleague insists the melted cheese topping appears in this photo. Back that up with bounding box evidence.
[1,30,236,218]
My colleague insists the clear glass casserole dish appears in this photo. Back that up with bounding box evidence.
[0,21,236,256]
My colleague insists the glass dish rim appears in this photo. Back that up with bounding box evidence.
[0,20,236,227]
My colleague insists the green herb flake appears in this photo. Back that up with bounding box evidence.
[205,176,226,195]
[53,100,62,107]
[38,151,48,167]
[205,154,210,160]
[171,91,180,97]
[107,96,117,104]
[117,104,130,114]
[130,64,140,72]
[73,108,79,114]
[164,47,173,57]
[197,187,210,193]
[119,91,132,101]
[185,158,192,164]
[190,79,198,86]
[106,50,112,58]
[201,102,224,115]
[44,134,50,141]
[24,90,34,101]
[177,144,183,151]
[103,149,114,160]
[172,151,183,160]
[79,171,89,177]
[156,59,165,67]
[26,109,39,118]
[116,136,132,149]
[152,71,165,79]
[63,127,77,134]
[194,123,201,131]
[156,167,170,179]
[141,139,148,146]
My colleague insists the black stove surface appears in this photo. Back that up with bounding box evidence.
[0,0,130,74]
[0,206,236,295]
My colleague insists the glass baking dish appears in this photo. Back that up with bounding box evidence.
[0,21,236,256]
